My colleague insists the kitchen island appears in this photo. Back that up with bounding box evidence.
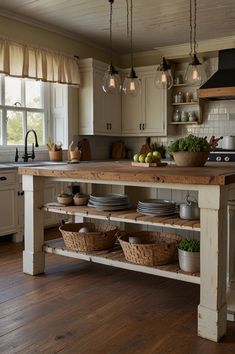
[19,161,235,342]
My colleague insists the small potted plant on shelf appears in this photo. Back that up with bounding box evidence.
[178,238,200,273]
[168,134,222,167]
[47,137,63,161]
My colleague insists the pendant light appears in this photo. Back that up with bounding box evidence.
[102,0,121,94]
[184,0,207,85]
[122,0,141,97]
[154,57,173,90]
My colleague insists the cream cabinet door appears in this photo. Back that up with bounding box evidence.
[0,171,17,237]
[142,74,167,136]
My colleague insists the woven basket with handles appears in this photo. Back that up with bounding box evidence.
[59,222,118,252]
[118,231,181,266]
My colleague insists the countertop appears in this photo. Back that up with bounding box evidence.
[17,160,235,186]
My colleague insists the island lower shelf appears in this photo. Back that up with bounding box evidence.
[44,238,200,285]
[43,205,200,231]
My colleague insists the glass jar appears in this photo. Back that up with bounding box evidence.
[177,91,183,103]
[181,111,188,122]
[173,109,181,122]
[185,92,191,103]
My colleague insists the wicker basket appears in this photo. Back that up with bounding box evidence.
[73,194,89,206]
[59,222,118,252]
[118,231,181,266]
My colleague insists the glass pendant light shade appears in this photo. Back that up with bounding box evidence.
[184,54,207,85]
[185,0,207,86]
[154,57,173,90]
[102,63,121,94]
[122,67,141,97]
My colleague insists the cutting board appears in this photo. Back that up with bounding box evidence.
[112,141,126,159]
[131,162,168,167]
[79,139,91,161]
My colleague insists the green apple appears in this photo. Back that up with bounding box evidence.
[138,154,146,163]
[153,151,162,160]
[147,151,153,157]
[145,155,153,163]
[133,153,140,162]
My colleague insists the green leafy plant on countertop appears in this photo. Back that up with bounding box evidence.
[178,238,200,252]
[168,134,210,155]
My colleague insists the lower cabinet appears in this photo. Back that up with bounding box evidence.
[0,170,69,242]
[0,170,17,237]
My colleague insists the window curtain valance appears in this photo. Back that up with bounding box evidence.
[0,38,80,86]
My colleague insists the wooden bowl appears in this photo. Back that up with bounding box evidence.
[173,152,209,167]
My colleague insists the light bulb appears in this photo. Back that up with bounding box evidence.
[122,67,141,97]
[102,64,121,94]
[154,70,173,90]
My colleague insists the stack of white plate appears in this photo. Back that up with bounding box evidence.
[137,199,177,216]
[88,193,130,211]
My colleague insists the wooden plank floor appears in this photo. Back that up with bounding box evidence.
[1,229,235,354]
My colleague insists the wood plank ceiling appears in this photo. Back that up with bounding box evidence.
[0,0,234,54]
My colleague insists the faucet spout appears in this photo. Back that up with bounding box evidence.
[23,129,39,162]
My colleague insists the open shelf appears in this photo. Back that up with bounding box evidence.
[44,204,200,231]
[169,121,199,125]
[172,102,198,106]
[44,238,200,285]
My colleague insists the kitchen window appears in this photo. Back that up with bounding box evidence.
[0,74,49,147]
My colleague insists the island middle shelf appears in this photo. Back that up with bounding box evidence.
[43,204,200,232]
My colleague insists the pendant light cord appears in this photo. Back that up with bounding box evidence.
[130,0,133,68]
[193,0,198,55]
[109,0,114,64]
[189,0,198,57]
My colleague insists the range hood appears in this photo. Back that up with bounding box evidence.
[197,48,235,100]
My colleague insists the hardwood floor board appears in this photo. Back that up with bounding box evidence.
[0,229,235,353]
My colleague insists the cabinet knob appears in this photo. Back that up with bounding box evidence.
[0,176,7,181]
[139,123,141,130]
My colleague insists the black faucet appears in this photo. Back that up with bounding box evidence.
[22,129,39,162]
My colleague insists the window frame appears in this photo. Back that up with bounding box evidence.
[0,75,50,151]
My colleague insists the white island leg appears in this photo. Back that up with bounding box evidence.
[22,175,45,275]
[198,185,228,342]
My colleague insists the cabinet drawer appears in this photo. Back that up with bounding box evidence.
[0,171,16,186]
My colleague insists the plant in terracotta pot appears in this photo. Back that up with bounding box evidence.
[178,238,200,273]
[47,137,63,161]
[168,134,210,167]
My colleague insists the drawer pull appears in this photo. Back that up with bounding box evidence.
[0,176,7,181]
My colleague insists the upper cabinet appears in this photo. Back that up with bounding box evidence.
[78,59,121,136]
[78,59,167,137]
[122,66,167,136]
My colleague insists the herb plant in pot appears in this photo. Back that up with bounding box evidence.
[168,134,210,167]
[178,238,200,273]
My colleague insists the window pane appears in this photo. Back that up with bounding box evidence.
[5,77,22,106]
[26,80,43,108]
[7,111,23,145]
[27,112,44,145]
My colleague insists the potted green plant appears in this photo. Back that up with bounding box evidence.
[178,238,200,273]
[47,137,63,161]
[168,134,210,167]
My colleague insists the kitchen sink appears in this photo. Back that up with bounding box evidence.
[5,161,67,167]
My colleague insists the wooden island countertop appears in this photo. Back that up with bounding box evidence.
[18,160,235,185]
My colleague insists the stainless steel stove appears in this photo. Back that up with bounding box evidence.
[209,149,235,162]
